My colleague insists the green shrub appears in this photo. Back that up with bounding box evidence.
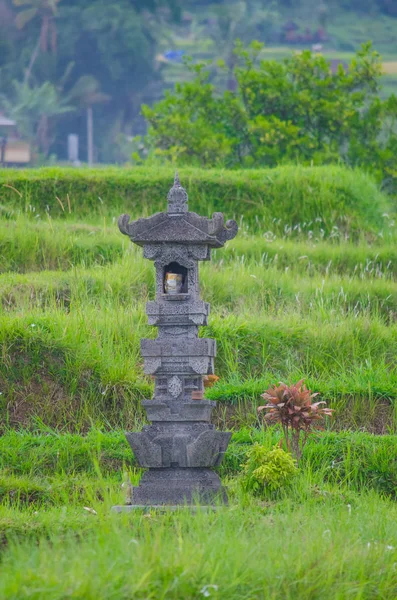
[143,42,397,187]
[241,443,298,496]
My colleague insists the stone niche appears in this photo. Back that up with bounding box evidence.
[114,173,238,507]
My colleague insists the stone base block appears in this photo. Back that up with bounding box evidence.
[143,400,216,422]
[124,468,228,506]
[111,505,218,513]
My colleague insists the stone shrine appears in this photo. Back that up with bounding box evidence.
[116,173,238,506]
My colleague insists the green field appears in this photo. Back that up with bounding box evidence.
[1,166,397,598]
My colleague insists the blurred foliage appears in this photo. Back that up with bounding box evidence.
[0,0,183,161]
[0,0,396,163]
[143,42,397,187]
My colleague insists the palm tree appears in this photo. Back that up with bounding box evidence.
[13,0,61,52]
[13,0,62,83]
[0,79,74,157]
[67,76,110,165]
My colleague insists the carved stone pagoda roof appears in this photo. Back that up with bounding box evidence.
[118,172,238,248]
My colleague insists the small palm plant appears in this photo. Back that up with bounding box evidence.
[258,380,333,462]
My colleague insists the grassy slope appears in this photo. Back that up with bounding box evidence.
[1,166,397,597]
[0,165,392,234]
[1,166,397,431]
[0,429,396,497]
[0,426,397,599]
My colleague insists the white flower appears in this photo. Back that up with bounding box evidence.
[200,585,218,597]
[83,507,97,515]
[322,530,331,538]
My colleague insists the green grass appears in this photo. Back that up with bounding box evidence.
[0,428,396,498]
[0,435,396,598]
[0,218,126,272]
[0,426,396,599]
[1,491,397,599]
[0,428,396,598]
[2,235,397,430]
[0,166,396,431]
[2,216,397,274]
[1,165,397,596]
[2,238,397,310]
[0,165,392,236]
[2,302,397,431]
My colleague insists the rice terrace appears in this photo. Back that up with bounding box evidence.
[1,0,397,598]
[0,164,396,598]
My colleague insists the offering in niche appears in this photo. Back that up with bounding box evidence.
[164,272,183,294]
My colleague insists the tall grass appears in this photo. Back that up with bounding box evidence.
[0,428,396,497]
[2,251,397,316]
[1,303,397,430]
[1,165,397,597]
[0,428,397,598]
[1,167,396,430]
[1,490,397,599]
[0,165,392,234]
[2,216,397,275]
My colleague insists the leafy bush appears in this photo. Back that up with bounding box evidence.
[241,443,298,496]
[142,42,397,187]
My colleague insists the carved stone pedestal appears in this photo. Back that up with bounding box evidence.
[126,468,226,505]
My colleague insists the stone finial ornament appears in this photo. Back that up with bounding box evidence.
[113,174,238,508]
[167,170,188,214]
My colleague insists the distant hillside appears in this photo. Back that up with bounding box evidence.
[159,2,397,97]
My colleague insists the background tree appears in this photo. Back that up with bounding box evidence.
[142,42,397,186]
[13,0,61,53]
[0,0,183,161]
[67,75,110,164]
[0,79,73,157]
[0,0,396,163]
